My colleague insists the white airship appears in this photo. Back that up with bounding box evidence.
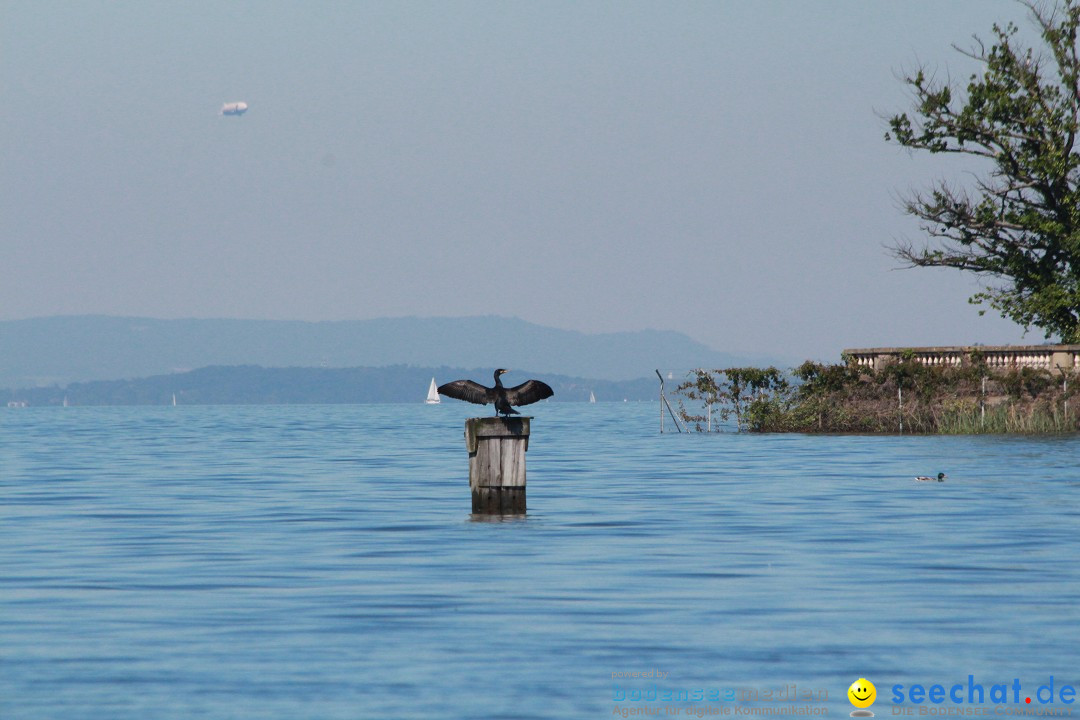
[220,101,249,116]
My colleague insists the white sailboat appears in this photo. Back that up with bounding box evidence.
[589,391,596,403]
[426,378,441,404]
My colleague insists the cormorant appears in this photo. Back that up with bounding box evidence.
[438,369,554,416]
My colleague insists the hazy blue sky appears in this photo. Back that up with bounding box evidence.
[2,0,1046,360]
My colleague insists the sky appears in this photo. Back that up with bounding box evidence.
[0,0,1051,361]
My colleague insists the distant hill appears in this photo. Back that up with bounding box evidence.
[0,315,769,389]
[0,365,658,406]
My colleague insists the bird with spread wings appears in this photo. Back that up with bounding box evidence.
[438,369,553,416]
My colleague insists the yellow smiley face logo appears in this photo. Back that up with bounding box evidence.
[848,678,876,708]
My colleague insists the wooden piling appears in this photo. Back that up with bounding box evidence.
[464,417,530,514]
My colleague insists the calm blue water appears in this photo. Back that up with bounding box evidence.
[2,403,1079,719]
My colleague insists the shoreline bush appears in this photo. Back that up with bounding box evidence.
[674,356,1078,434]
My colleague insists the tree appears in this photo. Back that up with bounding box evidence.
[887,0,1080,342]
[674,367,788,432]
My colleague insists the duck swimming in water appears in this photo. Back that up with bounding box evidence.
[915,473,947,482]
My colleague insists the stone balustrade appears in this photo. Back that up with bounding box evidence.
[843,345,1080,374]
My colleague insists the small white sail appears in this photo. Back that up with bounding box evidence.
[172,393,177,406]
[426,378,441,404]
[589,391,596,403]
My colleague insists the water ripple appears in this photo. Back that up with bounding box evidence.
[2,405,1079,718]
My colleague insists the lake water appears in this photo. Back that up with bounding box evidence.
[2,403,1079,719]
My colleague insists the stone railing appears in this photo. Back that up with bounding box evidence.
[843,345,1080,374]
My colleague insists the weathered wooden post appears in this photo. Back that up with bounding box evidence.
[464,416,530,514]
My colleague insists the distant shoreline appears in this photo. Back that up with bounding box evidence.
[1,364,659,407]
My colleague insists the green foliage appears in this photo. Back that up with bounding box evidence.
[793,360,861,394]
[999,366,1055,399]
[887,1,1080,342]
[674,366,790,431]
[875,356,952,401]
[675,369,726,431]
[967,348,989,374]
[676,355,1079,434]
[938,401,1075,434]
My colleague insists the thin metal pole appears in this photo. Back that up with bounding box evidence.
[656,369,664,434]
[981,375,986,428]
[656,370,684,433]
[663,394,684,433]
[898,382,903,435]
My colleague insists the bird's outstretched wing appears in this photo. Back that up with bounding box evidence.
[438,379,494,405]
[504,379,554,407]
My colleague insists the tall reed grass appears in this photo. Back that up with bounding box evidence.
[937,403,1074,434]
